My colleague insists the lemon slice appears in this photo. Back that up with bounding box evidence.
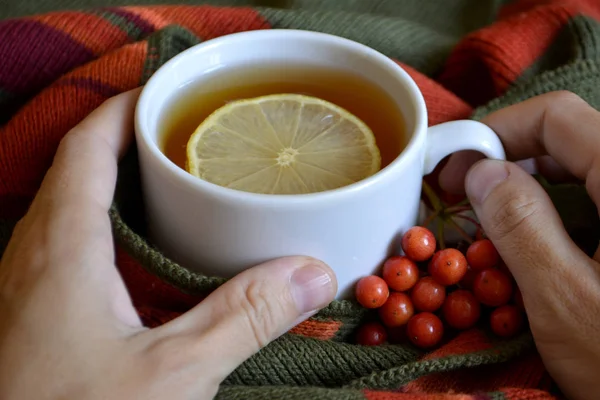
[186,94,381,194]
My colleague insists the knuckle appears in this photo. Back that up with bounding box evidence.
[544,91,589,125]
[547,90,584,106]
[488,192,541,240]
[58,128,84,152]
[233,280,282,349]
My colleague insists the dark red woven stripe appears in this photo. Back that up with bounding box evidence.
[0,19,95,94]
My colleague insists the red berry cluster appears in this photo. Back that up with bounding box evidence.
[354,226,526,349]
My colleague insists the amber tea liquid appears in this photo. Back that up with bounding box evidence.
[160,64,407,173]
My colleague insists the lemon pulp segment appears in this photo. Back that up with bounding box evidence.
[186,94,381,195]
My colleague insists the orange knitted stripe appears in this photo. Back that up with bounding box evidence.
[290,319,342,340]
[440,0,600,106]
[0,42,146,197]
[439,5,572,106]
[420,330,493,361]
[363,391,475,400]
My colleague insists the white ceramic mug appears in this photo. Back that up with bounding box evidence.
[135,30,505,299]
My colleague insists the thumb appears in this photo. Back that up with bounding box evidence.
[464,160,592,302]
[150,256,337,382]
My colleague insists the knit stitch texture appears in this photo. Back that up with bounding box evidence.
[2,0,600,398]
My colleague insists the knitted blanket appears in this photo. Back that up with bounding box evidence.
[2,0,600,398]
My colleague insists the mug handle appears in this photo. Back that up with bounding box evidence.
[423,120,506,175]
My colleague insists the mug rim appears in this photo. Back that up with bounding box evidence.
[135,29,428,205]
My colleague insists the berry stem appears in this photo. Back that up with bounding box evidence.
[445,205,472,215]
[445,217,474,244]
[475,229,487,240]
[422,180,444,212]
[421,209,440,230]
[437,218,446,250]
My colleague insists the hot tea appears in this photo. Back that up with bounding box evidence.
[160,64,407,193]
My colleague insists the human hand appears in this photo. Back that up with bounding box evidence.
[439,91,600,400]
[0,89,337,400]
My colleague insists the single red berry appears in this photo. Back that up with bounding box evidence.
[473,269,513,307]
[401,226,436,262]
[428,248,468,286]
[387,325,407,344]
[513,287,525,311]
[410,277,446,312]
[466,239,500,270]
[459,266,478,290]
[442,290,481,330]
[356,322,388,346]
[382,256,419,292]
[355,276,389,309]
[378,292,415,327]
[490,305,524,338]
[407,312,444,349]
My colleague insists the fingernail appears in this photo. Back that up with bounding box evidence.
[515,158,538,175]
[466,159,509,205]
[291,264,335,313]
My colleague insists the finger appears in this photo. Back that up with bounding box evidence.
[465,159,597,302]
[438,150,485,194]
[440,91,600,200]
[149,256,336,382]
[441,154,576,194]
[535,155,578,183]
[35,88,141,214]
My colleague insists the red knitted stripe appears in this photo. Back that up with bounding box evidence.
[115,246,204,312]
[403,352,547,395]
[29,11,131,55]
[500,388,559,400]
[116,245,343,338]
[145,5,270,40]
[0,194,32,219]
[0,42,146,197]
[499,0,600,21]
[363,390,476,399]
[394,62,472,127]
[136,306,182,328]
